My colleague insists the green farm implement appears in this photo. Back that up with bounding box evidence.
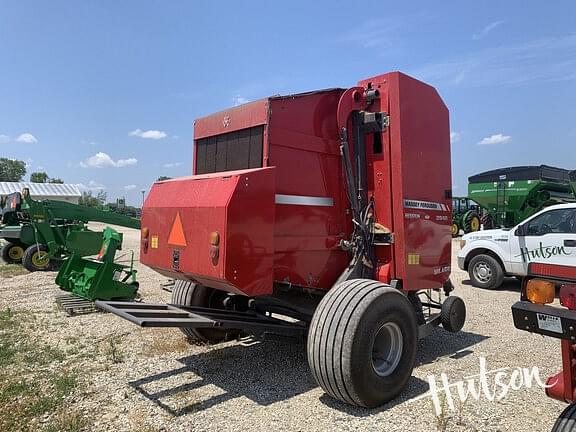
[468,165,576,229]
[451,197,481,237]
[55,227,138,314]
[0,188,140,271]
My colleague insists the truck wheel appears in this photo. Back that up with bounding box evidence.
[1,243,25,264]
[440,296,466,332]
[22,244,51,272]
[171,280,240,344]
[552,402,576,431]
[468,254,504,289]
[451,222,460,237]
[307,279,418,408]
[464,212,481,233]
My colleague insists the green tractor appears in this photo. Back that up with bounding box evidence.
[0,189,140,271]
[451,197,481,237]
[468,165,576,228]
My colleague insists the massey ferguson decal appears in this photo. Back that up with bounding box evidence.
[404,199,449,212]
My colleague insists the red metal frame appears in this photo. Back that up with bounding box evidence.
[141,72,452,296]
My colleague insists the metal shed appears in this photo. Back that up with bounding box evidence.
[0,182,82,204]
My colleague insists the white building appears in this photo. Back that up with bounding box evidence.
[0,182,82,204]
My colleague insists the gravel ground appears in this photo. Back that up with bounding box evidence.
[0,224,567,431]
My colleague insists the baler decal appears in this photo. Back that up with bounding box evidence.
[275,194,334,207]
[404,199,449,212]
[167,213,187,247]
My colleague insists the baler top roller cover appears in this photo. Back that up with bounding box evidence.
[99,71,466,409]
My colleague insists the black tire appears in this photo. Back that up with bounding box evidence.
[1,243,25,264]
[468,254,504,290]
[171,280,240,344]
[481,213,494,230]
[307,279,418,408]
[451,222,460,238]
[440,296,466,333]
[22,244,52,272]
[464,212,481,233]
[552,402,576,432]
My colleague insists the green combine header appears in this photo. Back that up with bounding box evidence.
[468,165,576,228]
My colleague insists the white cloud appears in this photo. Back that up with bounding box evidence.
[80,152,137,168]
[337,18,404,49]
[16,133,38,144]
[124,184,137,190]
[473,21,504,40]
[163,162,182,168]
[77,180,106,192]
[450,132,461,144]
[0,134,9,144]
[232,96,250,106]
[478,133,511,145]
[129,129,167,139]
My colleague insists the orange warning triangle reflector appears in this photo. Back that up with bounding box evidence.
[167,212,187,247]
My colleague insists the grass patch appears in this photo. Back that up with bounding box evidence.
[0,310,83,431]
[104,334,125,364]
[0,264,28,278]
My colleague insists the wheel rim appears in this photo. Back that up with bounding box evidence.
[32,251,49,268]
[371,322,403,377]
[8,246,24,260]
[451,224,458,235]
[473,261,492,283]
[471,217,480,231]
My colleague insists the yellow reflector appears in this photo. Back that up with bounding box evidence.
[526,279,555,305]
[210,231,220,246]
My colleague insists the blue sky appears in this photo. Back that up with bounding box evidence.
[1,1,575,204]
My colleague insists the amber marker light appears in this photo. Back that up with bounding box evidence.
[526,279,555,305]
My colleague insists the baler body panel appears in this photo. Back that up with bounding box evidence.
[140,167,275,296]
[142,72,451,295]
[358,72,452,290]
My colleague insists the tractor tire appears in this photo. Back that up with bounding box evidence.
[22,244,52,272]
[481,213,494,230]
[468,254,504,290]
[451,222,460,237]
[440,296,466,333]
[1,243,25,264]
[307,279,418,408]
[171,280,241,344]
[464,212,481,233]
[552,402,576,432]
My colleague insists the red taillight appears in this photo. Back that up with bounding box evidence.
[560,284,576,310]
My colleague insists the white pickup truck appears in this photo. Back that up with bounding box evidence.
[457,203,576,289]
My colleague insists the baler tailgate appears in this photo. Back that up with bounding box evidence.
[95,300,307,336]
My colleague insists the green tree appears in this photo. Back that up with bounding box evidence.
[49,177,64,184]
[157,176,172,181]
[30,171,49,183]
[0,158,26,182]
[79,190,107,208]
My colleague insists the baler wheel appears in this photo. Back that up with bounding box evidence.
[22,244,52,272]
[307,279,417,408]
[464,212,481,233]
[171,280,241,344]
[552,402,576,432]
[440,296,466,333]
[1,243,25,264]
